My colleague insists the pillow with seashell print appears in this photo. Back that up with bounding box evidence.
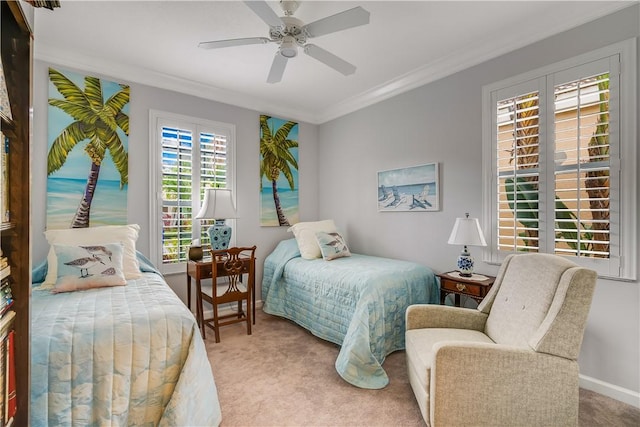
[52,242,126,293]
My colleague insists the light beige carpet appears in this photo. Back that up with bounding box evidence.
[205,310,640,427]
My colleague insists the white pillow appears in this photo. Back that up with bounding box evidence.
[44,224,141,285]
[287,220,337,259]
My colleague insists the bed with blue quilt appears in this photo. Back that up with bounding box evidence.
[262,238,440,389]
[30,253,222,426]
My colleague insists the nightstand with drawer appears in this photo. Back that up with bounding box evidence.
[437,271,496,307]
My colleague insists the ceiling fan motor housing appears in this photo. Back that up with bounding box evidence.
[270,16,307,45]
[269,15,307,58]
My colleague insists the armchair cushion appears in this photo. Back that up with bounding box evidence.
[483,253,576,348]
[406,328,494,397]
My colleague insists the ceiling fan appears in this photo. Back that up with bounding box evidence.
[198,0,370,83]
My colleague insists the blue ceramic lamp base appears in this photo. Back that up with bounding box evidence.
[457,245,474,277]
[208,223,232,251]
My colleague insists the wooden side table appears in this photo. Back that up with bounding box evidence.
[187,256,256,330]
[437,271,496,307]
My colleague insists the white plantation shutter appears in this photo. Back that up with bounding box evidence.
[483,39,636,280]
[201,132,229,189]
[551,59,615,262]
[495,85,542,253]
[161,126,194,264]
[150,111,235,274]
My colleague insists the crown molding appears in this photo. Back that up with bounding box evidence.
[34,2,634,126]
[34,42,319,124]
[315,1,636,124]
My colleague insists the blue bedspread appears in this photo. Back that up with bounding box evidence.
[262,239,439,389]
[31,258,222,426]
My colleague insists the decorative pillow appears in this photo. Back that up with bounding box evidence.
[43,224,141,285]
[52,242,126,293]
[315,231,351,261]
[287,219,337,259]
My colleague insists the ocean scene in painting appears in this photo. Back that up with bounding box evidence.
[47,178,127,229]
[260,187,300,226]
[259,115,299,226]
[378,163,439,211]
[47,68,129,229]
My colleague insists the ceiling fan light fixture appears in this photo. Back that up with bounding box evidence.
[279,36,298,58]
[201,1,370,83]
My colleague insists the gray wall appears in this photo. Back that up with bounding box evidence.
[31,4,638,404]
[317,5,639,401]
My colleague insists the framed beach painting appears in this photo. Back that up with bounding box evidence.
[377,163,439,212]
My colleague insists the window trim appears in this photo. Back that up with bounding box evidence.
[482,38,636,281]
[149,109,237,274]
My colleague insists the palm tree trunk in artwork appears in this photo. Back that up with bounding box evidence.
[71,161,100,228]
[271,178,290,227]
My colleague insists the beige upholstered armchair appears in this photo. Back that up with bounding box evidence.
[405,253,597,427]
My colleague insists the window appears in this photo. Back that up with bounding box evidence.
[149,111,235,274]
[483,39,636,280]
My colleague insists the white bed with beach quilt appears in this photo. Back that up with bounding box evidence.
[30,224,221,426]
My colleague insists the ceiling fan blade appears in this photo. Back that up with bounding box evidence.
[302,6,370,38]
[267,54,288,84]
[243,0,284,29]
[303,44,356,76]
[198,37,270,49]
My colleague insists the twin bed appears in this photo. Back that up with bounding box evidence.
[262,238,439,389]
[31,252,222,426]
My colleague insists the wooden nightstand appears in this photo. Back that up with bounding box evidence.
[437,271,496,307]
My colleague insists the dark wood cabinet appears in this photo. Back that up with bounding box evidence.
[1,1,32,425]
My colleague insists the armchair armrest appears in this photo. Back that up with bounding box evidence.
[431,342,579,426]
[405,304,487,331]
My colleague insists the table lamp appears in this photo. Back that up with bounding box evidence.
[447,213,487,277]
[195,188,237,251]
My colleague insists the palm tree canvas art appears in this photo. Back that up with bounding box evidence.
[46,68,129,229]
[260,115,299,226]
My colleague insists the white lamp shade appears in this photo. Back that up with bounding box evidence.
[195,188,237,220]
[447,215,487,247]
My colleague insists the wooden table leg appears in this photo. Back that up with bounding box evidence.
[186,274,192,311]
[195,277,205,338]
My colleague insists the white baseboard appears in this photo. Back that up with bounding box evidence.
[579,374,640,408]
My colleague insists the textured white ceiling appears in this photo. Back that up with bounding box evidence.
[33,0,635,123]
